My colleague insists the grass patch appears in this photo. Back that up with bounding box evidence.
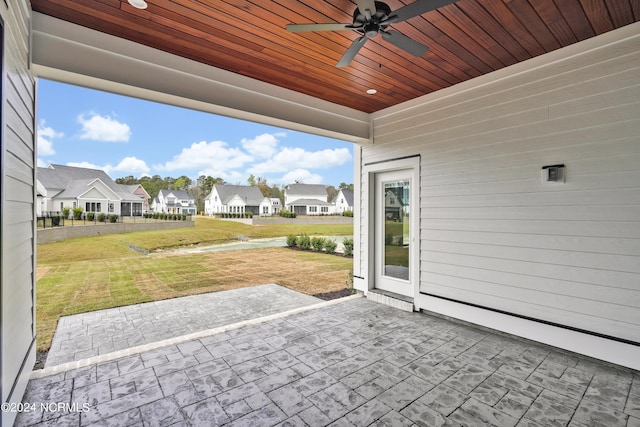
[35,217,353,353]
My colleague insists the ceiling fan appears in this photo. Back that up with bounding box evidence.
[286,0,457,68]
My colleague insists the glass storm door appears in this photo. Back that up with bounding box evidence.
[375,170,413,297]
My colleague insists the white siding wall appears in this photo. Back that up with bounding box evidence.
[1,1,36,425]
[360,23,640,367]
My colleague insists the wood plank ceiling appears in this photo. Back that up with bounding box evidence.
[29,0,640,113]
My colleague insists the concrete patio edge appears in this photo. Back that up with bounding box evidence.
[31,293,363,380]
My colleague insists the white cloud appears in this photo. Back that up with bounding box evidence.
[248,147,351,175]
[278,169,323,184]
[107,157,150,175]
[78,112,131,142]
[155,140,253,175]
[67,157,150,178]
[240,133,281,159]
[37,122,62,156]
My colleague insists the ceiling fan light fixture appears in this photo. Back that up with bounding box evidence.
[128,0,148,9]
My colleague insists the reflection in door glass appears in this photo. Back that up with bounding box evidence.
[383,180,409,280]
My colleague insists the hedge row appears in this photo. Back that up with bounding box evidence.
[286,234,354,256]
[279,209,297,218]
[219,212,253,218]
[143,212,188,220]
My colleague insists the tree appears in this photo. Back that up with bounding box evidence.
[326,185,339,203]
[247,174,256,186]
[339,182,354,190]
[174,175,192,190]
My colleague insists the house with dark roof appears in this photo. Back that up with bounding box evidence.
[36,164,144,217]
[204,184,272,216]
[152,189,197,215]
[284,184,334,215]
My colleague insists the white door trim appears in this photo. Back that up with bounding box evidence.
[362,156,420,300]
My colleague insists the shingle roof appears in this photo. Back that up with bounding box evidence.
[159,189,193,200]
[213,184,265,206]
[337,189,354,206]
[285,184,327,197]
[37,164,140,201]
[288,198,333,206]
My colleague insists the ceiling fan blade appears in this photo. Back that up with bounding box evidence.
[381,30,429,57]
[336,36,368,68]
[286,23,355,33]
[391,0,458,23]
[357,0,377,20]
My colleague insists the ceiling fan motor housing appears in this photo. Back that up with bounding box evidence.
[353,1,393,37]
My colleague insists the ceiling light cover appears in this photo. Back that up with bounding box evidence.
[366,89,377,95]
[128,0,148,9]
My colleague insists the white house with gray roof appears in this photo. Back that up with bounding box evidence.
[37,164,144,217]
[333,188,354,214]
[152,189,197,215]
[284,183,334,215]
[205,184,272,216]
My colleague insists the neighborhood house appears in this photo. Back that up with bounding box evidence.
[204,184,272,216]
[37,164,149,217]
[284,183,334,215]
[152,189,197,215]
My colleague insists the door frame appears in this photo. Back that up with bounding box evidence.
[363,156,420,300]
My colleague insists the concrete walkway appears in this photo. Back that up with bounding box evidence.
[16,286,640,426]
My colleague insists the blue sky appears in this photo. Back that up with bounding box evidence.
[37,79,354,186]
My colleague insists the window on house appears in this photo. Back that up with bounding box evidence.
[321,206,329,213]
[109,203,114,212]
[85,202,102,212]
[309,206,317,213]
[262,206,269,214]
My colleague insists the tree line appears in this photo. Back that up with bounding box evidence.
[115,174,354,213]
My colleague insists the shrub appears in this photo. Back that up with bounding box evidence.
[342,237,354,256]
[324,239,338,254]
[62,207,71,219]
[342,210,354,217]
[86,212,95,222]
[279,209,297,218]
[286,235,298,247]
[311,237,326,251]
[181,214,187,220]
[72,207,83,220]
[97,212,106,222]
[385,233,394,245]
[298,234,311,250]
[108,214,118,223]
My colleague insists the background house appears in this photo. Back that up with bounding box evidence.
[284,184,334,215]
[205,184,272,216]
[333,188,354,214]
[121,184,151,213]
[37,164,144,217]
[152,189,197,215]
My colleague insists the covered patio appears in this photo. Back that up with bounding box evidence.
[15,285,640,426]
[1,2,639,426]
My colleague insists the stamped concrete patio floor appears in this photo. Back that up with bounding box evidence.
[16,285,640,426]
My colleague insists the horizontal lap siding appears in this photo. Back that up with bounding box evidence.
[365,24,640,343]
[1,0,35,422]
